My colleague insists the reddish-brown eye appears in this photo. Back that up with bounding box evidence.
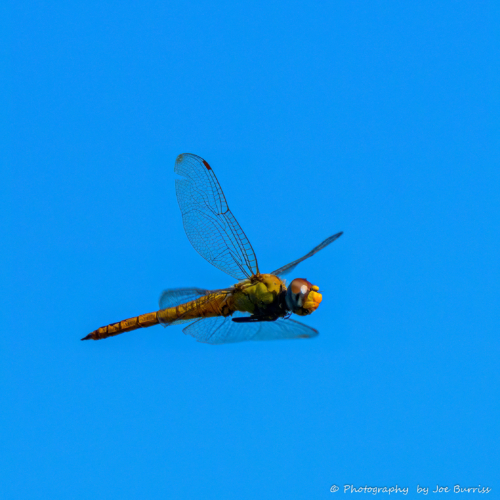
[290,278,312,295]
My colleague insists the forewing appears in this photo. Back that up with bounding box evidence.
[272,232,343,277]
[175,153,259,281]
[183,314,319,345]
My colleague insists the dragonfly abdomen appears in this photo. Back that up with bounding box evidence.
[82,312,158,341]
[158,293,234,326]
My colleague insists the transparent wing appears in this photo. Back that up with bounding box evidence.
[272,232,343,278]
[175,153,259,281]
[183,313,319,345]
[159,287,210,309]
[158,287,211,327]
[158,287,233,327]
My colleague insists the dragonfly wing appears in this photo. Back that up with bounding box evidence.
[175,153,259,281]
[183,313,319,344]
[271,232,343,278]
[158,287,234,327]
[182,316,235,344]
[158,287,210,327]
[251,318,319,341]
[159,287,210,309]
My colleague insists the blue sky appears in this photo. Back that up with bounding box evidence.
[2,0,499,498]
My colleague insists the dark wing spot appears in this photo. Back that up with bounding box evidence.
[202,160,212,170]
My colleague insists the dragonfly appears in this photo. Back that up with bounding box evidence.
[83,153,343,344]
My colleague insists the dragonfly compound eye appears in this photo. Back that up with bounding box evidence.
[285,278,322,314]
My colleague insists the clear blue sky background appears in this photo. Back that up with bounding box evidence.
[2,1,499,498]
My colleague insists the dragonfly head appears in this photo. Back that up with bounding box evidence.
[286,278,323,316]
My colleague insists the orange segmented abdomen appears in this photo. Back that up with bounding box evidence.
[82,312,159,341]
[83,292,235,341]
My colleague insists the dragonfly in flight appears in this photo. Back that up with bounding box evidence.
[83,153,343,344]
